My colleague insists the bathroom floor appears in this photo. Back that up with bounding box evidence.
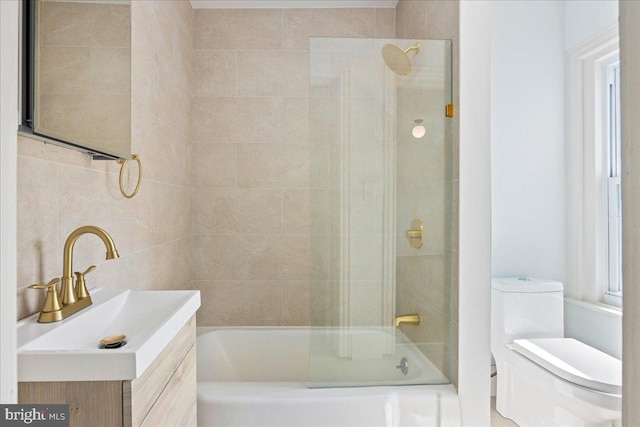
[491,397,519,426]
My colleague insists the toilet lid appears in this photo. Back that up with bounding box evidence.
[512,338,622,394]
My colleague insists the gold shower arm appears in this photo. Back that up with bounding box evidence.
[404,43,421,55]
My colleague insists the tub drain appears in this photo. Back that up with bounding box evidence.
[396,357,409,375]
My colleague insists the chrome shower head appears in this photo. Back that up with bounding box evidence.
[381,43,421,75]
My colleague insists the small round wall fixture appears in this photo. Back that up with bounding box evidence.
[412,119,426,139]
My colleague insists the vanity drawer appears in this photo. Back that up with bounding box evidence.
[123,316,196,426]
[140,346,197,427]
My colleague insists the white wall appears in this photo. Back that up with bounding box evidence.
[459,1,492,425]
[564,0,618,51]
[491,1,565,281]
[490,1,617,283]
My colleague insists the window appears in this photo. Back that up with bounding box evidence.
[565,25,620,307]
[605,61,622,306]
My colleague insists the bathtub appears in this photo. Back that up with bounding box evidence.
[197,327,460,427]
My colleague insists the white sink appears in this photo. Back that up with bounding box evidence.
[17,288,200,382]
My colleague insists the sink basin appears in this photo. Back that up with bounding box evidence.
[17,288,200,381]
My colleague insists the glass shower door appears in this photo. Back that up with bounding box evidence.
[308,37,453,388]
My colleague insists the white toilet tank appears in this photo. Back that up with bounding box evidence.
[491,277,564,346]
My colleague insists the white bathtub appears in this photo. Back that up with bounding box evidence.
[196,327,460,427]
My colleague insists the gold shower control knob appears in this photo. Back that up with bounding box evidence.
[405,219,424,249]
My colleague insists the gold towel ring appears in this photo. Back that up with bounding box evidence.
[116,154,142,199]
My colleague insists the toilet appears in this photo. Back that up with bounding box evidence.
[491,277,621,427]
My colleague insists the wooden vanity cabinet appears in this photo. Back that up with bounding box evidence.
[19,316,197,427]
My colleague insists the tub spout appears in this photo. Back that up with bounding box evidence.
[394,313,420,327]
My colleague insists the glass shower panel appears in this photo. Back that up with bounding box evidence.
[309,37,453,387]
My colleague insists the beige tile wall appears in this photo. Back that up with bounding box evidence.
[16,0,194,320]
[395,0,460,386]
[191,8,395,327]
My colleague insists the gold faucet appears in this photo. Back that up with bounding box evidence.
[394,313,420,327]
[60,226,119,305]
[29,226,119,323]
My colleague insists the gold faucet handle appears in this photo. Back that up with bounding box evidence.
[28,278,63,314]
[28,277,60,289]
[74,265,96,300]
[76,265,96,277]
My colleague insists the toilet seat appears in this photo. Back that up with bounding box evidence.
[512,338,621,395]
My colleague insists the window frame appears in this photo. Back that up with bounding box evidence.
[565,24,620,308]
[604,60,622,307]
